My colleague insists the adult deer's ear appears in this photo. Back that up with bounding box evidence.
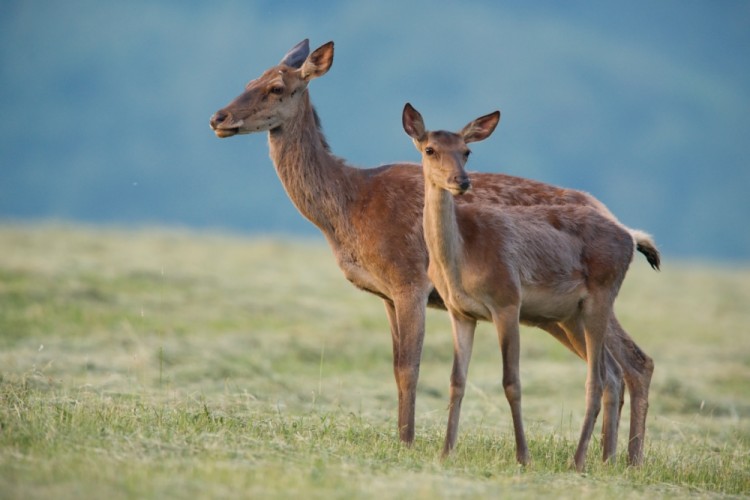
[402,103,426,143]
[300,41,334,80]
[279,39,310,68]
[461,111,500,144]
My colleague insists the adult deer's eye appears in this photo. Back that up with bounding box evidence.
[270,86,284,95]
[425,147,435,156]
[464,150,471,160]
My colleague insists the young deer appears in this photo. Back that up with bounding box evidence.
[403,103,653,470]
[209,39,659,466]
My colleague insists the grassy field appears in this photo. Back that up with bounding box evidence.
[1,223,748,499]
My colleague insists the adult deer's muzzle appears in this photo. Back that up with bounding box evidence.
[209,110,240,138]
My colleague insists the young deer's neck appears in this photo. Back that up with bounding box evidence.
[422,179,466,293]
[267,92,355,237]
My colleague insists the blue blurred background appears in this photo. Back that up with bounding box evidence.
[2,1,748,261]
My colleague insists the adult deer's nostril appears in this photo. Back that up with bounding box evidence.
[210,111,228,128]
[455,175,471,192]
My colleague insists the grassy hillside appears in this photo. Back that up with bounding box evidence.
[1,223,748,498]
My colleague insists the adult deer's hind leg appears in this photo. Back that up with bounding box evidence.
[607,314,654,466]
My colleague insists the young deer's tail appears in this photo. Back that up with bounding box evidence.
[631,229,661,270]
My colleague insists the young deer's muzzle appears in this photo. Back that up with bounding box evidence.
[454,174,471,194]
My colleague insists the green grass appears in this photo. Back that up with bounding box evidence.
[1,223,748,498]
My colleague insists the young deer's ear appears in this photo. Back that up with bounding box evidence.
[300,41,334,80]
[460,111,501,144]
[402,103,426,143]
[279,39,310,69]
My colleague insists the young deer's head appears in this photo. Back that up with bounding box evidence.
[209,39,334,138]
[402,103,500,195]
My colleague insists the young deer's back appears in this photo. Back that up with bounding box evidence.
[452,201,634,324]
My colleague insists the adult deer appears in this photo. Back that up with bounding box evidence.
[403,103,656,469]
[209,39,659,465]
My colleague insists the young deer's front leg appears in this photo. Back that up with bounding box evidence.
[493,305,529,465]
[443,314,477,458]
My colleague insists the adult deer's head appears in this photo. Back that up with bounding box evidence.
[402,103,500,195]
[209,39,334,138]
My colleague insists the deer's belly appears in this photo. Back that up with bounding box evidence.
[520,286,585,323]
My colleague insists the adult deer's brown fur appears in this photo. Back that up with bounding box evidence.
[209,39,659,465]
[403,103,655,469]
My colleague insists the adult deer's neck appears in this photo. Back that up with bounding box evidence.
[267,92,355,238]
[422,180,465,293]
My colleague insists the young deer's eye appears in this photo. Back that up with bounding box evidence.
[463,150,471,160]
[269,86,284,95]
[424,147,435,156]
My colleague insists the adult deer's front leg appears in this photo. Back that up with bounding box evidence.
[384,293,428,445]
[443,314,476,458]
[607,314,653,466]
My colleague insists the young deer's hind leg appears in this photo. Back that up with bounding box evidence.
[571,295,612,472]
[599,346,623,463]
[550,321,622,464]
